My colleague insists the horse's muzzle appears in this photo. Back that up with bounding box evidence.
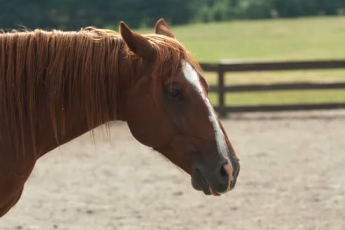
[191,155,239,196]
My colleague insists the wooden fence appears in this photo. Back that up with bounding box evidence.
[199,59,345,117]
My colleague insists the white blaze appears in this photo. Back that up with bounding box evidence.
[181,60,231,168]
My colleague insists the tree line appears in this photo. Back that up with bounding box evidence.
[0,0,344,30]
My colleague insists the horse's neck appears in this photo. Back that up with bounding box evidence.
[32,36,133,158]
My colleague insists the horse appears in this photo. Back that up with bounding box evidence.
[0,18,240,218]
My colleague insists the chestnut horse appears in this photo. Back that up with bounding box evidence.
[0,19,240,218]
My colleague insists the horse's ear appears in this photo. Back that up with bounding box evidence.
[155,18,175,38]
[120,21,155,60]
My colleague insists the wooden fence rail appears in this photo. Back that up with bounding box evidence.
[199,59,345,117]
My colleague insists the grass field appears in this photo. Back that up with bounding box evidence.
[138,17,345,107]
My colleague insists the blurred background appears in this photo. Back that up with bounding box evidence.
[1,1,345,230]
[1,0,345,29]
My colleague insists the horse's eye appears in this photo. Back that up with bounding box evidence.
[168,88,181,98]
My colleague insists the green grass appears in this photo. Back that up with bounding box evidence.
[208,90,345,107]
[138,17,345,107]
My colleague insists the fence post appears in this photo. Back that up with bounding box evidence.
[217,63,226,118]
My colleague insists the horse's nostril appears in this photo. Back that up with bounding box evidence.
[220,165,228,178]
[210,164,230,193]
[217,163,229,188]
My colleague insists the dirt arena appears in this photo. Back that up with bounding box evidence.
[1,110,344,230]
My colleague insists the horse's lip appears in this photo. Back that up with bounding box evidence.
[209,186,221,196]
[191,170,212,195]
[192,177,224,196]
[191,169,224,196]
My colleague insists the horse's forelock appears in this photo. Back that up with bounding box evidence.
[145,34,202,100]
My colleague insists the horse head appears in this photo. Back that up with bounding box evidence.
[119,19,240,196]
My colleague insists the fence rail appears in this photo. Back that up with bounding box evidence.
[199,59,345,117]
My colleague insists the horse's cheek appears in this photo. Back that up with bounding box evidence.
[126,109,175,148]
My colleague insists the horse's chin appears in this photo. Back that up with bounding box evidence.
[191,172,222,196]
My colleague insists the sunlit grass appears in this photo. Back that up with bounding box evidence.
[208,90,345,107]
[205,69,345,85]
[160,16,345,62]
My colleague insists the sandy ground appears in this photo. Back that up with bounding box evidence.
[0,110,345,230]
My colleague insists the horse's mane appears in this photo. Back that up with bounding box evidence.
[0,26,200,154]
